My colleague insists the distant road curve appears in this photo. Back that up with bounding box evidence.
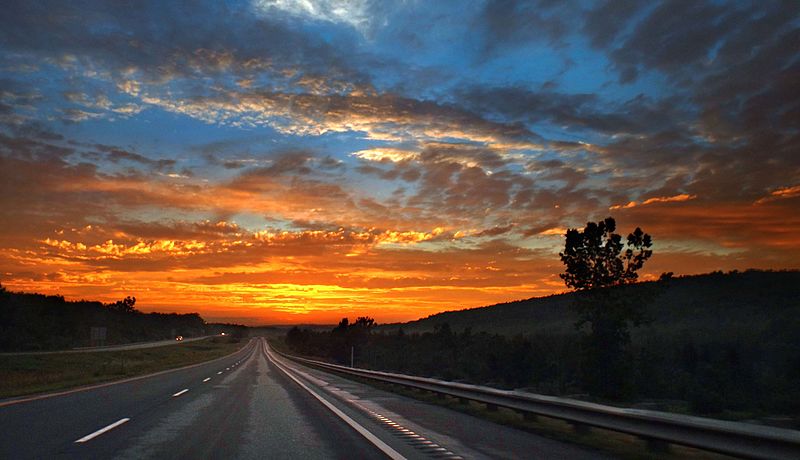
[0,335,222,356]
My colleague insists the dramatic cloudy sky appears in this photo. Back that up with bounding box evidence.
[1,0,798,324]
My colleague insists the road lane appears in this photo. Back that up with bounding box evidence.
[237,340,385,459]
[268,342,613,460]
[0,339,255,458]
[264,342,406,459]
[0,337,386,459]
[1,335,221,356]
[104,337,384,459]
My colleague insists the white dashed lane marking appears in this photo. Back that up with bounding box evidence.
[74,418,130,443]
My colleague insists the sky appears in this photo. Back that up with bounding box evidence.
[1,0,798,325]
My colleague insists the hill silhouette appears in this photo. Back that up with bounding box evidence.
[379,270,800,343]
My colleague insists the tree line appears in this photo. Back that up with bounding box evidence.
[0,285,208,351]
[284,309,798,418]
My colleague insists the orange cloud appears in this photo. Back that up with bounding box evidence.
[610,194,696,210]
[641,193,697,205]
[2,226,565,324]
[609,201,637,210]
[42,238,210,257]
[351,147,419,162]
[538,227,567,236]
[755,185,800,204]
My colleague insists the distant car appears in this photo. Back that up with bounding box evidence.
[175,335,183,341]
[220,332,226,336]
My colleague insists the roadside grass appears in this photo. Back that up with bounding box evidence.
[411,391,736,460]
[0,337,246,399]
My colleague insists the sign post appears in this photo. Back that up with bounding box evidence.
[90,327,107,347]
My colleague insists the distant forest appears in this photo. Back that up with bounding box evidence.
[283,270,800,424]
[0,285,238,351]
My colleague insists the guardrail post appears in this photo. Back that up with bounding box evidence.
[643,437,670,453]
[569,421,590,435]
[517,410,538,422]
[485,403,499,412]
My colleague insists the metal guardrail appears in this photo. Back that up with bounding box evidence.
[275,349,800,460]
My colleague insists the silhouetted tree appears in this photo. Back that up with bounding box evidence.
[330,317,376,364]
[560,217,652,291]
[107,296,138,314]
[559,217,653,399]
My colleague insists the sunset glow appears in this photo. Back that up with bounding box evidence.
[1,1,798,324]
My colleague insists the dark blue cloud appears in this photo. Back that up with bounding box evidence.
[0,0,797,233]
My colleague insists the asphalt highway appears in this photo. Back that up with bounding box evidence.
[0,337,610,459]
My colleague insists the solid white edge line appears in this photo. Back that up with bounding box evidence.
[262,340,406,460]
[203,377,211,382]
[74,418,130,443]
[172,389,189,397]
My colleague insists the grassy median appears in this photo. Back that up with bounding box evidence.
[0,337,247,399]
